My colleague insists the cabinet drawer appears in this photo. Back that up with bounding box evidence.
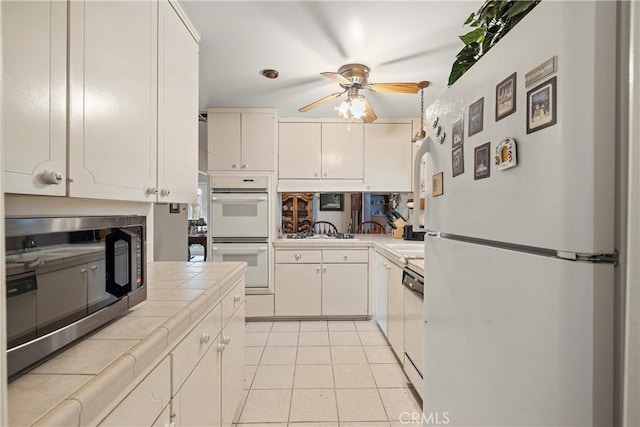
[275,250,322,264]
[222,279,245,328]
[100,356,170,426]
[323,249,368,263]
[172,303,222,396]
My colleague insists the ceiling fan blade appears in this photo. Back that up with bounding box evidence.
[321,72,353,86]
[298,91,345,113]
[368,81,431,94]
[362,98,377,123]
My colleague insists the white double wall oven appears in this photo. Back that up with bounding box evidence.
[210,177,269,290]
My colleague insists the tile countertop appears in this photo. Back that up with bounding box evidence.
[8,261,247,427]
[274,234,425,275]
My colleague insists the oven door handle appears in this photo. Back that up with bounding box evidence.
[211,197,268,203]
[211,247,267,254]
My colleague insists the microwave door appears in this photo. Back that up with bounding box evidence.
[106,228,139,297]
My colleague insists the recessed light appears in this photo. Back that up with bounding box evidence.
[261,69,279,79]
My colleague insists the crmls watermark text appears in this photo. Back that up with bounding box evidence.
[399,411,450,424]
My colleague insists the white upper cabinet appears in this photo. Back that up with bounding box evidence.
[278,119,413,191]
[68,0,158,201]
[278,121,364,181]
[2,0,67,196]
[157,0,199,203]
[208,109,277,172]
[364,122,413,191]
[321,123,364,179]
[278,122,322,179]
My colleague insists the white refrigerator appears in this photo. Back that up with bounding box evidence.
[415,1,619,425]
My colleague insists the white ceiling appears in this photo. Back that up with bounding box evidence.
[181,0,483,120]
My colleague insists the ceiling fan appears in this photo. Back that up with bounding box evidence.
[298,63,430,123]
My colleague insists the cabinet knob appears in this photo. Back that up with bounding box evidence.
[80,268,87,273]
[242,164,248,169]
[222,336,231,345]
[323,172,327,177]
[41,170,63,185]
[217,343,226,352]
[234,295,242,303]
[323,266,327,273]
[343,255,348,261]
[90,266,98,271]
[160,188,171,197]
[316,267,321,273]
[200,332,211,344]
[146,187,158,195]
[232,163,238,168]
[314,173,319,177]
[294,254,302,261]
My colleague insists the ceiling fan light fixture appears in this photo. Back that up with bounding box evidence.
[349,95,367,119]
[335,100,351,118]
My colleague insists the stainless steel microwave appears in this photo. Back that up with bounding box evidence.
[5,216,146,378]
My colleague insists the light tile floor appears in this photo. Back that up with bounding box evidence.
[236,320,422,427]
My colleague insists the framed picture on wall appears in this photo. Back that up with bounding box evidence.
[319,193,344,211]
[468,97,484,136]
[496,72,517,121]
[527,76,557,134]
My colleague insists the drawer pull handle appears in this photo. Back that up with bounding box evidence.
[222,336,231,345]
[217,343,225,352]
[234,295,242,303]
[200,333,211,344]
[294,254,302,261]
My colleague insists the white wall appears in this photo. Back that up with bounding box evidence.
[153,203,188,261]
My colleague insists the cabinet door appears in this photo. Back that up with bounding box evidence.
[321,123,364,179]
[364,123,412,191]
[275,263,321,316]
[221,303,245,427]
[278,123,321,179]
[157,0,199,203]
[374,253,389,335]
[387,263,405,360]
[2,0,67,196]
[322,264,368,316]
[100,357,170,427]
[208,113,241,171]
[68,0,158,201]
[174,336,222,427]
[242,112,276,171]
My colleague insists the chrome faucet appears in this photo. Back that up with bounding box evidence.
[22,235,37,251]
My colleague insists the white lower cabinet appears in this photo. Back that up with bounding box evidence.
[373,253,390,335]
[221,303,246,427]
[275,263,322,316]
[97,280,246,427]
[173,335,222,427]
[322,264,368,316]
[387,266,405,362]
[99,356,171,426]
[172,286,245,427]
[373,251,403,358]
[275,249,368,317]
